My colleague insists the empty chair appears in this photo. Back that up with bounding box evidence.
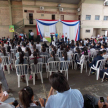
[30,62,43,85]
[15,64,29,88]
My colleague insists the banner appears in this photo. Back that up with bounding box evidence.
[36,19,80,42]
[36,19,58,42]
[9,25,14,32]
[61,20,80,41]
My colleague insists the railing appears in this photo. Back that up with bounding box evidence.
[14,19,24,30]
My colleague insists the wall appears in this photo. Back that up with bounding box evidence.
[22,1,78,37]
[12,1,23,24]
[0,1,12,38]
[80,0,108,39]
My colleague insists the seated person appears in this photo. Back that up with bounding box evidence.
[15,51,28,82]
[30,51,42,64]
[100,64,108,81]
[100,44,106,51]
[0,47,8,56]
[47,51,60,62]
[25,47,31,57]
[39,72,84,108]
[40,46,49,56]
[60,51,68,61]
[42,42,48,48]
[16,41,20,49]
[21,42,26,52]
[16,47,22,59]
[0,82,8,102]
[18,86,40,108]
[103,50,107,59]
[89,51,104,73]
[36,41,41,52]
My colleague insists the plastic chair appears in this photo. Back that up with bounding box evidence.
[102,72,108,82]
[76,55,86,73]
[88,60,103,80]
[30,62,43,85]
[15,64,29,88]
[1,56,11,74]
[58,51,63,58]
[40,55,48,64]
[47,61,60,77]
[60,61,70,80]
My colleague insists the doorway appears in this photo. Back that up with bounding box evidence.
[29,13,33,24]
[52,15,55,20]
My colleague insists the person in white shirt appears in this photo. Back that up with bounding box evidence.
[39,72,84,108]
[52,40,55,46]
[36,41,41,52]
[30,31,34,41]
[21,42,26,52]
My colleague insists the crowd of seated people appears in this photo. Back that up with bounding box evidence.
[0,35,108,107]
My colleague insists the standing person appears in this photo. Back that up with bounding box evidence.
[59,33,61,41]
[62,33,64,41]
[14,33,18,42]
[65,33,68,42]
[24,33,27,41]
[0,58,11,93]
[50,33,53,44]
[30,31,34,41]
[20,33,24,41]
[55,33,58,42]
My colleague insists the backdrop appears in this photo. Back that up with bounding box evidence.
[36,19,80,42]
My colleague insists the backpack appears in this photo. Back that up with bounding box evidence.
[83,94,98,108]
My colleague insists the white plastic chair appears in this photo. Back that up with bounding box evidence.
[102,72,108,82]
[30,62,43,85]
[60,61,70,80]
[47,61,60,77]
[15,64,29,88]
[73,53,80,70]
[1,56,11,74]
[58,51,63,58]
[40,55,48,64]
[88,60,103,80]
[76,55,86,73]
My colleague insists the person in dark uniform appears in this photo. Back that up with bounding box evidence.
[50,33,53,44]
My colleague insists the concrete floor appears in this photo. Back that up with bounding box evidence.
[4,67,108,101]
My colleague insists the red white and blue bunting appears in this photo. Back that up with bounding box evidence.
[36,19,80,41]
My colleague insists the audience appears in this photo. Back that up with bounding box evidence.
[0,35,108,108]
[39,72,84,108]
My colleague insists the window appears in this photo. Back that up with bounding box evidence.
[86,15,91,20]
[29,13,33,24]
[104,16,108,20]
[61,15,64,20]
[95,15,100,20]
[86,30,90,33]
[52,15,55,20]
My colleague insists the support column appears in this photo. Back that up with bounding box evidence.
[8,0,13,38]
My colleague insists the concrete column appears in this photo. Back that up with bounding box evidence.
[8,0,13,38]
[8,0,12,25]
